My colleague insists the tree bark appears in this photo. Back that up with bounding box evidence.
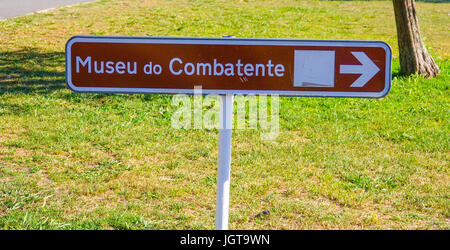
[392,0,440,78]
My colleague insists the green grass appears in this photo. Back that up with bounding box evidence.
[0,0,449,229]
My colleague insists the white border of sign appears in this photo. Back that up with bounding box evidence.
[65,35,392,98]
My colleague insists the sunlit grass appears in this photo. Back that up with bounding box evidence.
[0,0,448,229]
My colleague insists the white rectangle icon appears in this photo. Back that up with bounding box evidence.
[294,50,335,87]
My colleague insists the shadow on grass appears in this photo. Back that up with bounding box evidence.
[0,49,66,95]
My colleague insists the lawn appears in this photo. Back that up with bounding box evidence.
[0,0,448,229]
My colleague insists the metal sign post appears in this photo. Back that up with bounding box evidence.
[65,35,392,230]
[216,94,234,230]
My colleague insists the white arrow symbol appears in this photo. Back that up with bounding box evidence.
[340,51,380,87]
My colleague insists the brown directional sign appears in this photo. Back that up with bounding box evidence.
[66,36,392,98]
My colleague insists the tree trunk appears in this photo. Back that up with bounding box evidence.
[392,0,440,78]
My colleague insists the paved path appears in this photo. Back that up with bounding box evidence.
[0,0,97,19]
